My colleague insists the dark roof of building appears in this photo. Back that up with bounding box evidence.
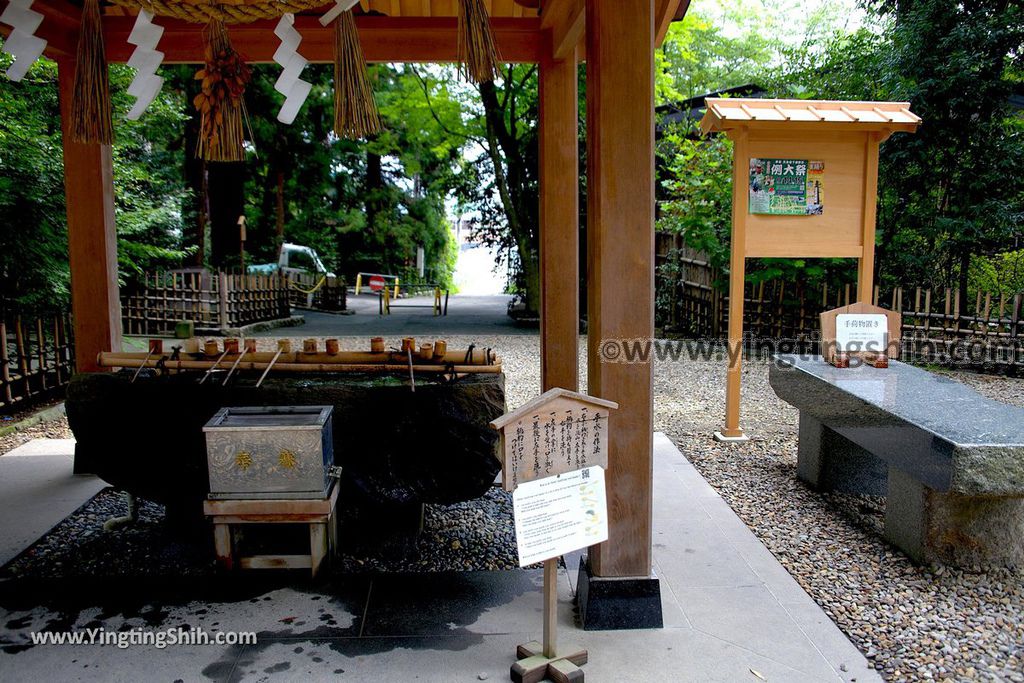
[656,84,767,130]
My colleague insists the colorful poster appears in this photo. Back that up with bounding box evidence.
[749,158,825,215]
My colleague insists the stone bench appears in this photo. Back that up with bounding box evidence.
[769,354,1024,568]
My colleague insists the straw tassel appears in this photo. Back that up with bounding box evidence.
[193,20,252,162]
[332,9,381,140]
[457,0,499,84]
[71,0,113,144]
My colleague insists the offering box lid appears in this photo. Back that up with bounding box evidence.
[204,406,333,431]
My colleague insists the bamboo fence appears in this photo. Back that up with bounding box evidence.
[0,313,75,411]
[287,272,348,312]
[121,270,291,335]
[656,238,1024,370]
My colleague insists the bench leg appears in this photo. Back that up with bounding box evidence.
[213,523,234,571]
[797,414,887,496]
[885,467,1024,568]
[310,522,328,578]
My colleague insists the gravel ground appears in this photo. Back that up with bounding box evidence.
[2,486,522,579]
[5,334,1024,681]
[0,398,71,456]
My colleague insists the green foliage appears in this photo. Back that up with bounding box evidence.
[655,0,1024,314]
[108,64,194,282]
[657,4,776,103]
[0,55,67,314]
[234,63,462,289]
[0,50,192,312]
[657,127,733,271]
[774,0,1024,296]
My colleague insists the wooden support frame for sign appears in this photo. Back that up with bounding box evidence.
[699,99,921,441]
[491,387,618,683]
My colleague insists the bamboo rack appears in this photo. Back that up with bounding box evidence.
[97,340,501,376]
[97,355,501,375]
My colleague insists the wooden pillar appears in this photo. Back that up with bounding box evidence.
[539,45,579,394]
[585,0,655,578]
[857,132,881,303]
[721,128,749,439]
[58,60,122,372]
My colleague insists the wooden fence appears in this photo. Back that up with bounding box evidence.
[656,238,1024,370]
[1,313,74,412]
[121,270,291,336]
[287,273,348,312]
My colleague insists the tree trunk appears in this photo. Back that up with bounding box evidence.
[478,79,541,315]
[958,249,971,317]
[275,168,286,256]
[183,102,207,267]
[207,162,246,271]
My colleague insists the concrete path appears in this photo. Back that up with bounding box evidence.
[255,294,537,338]
[0,439,105,567]
[0,434,878,682]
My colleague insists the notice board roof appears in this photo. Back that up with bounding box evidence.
[700,98,921,136]
[489,388,618,430]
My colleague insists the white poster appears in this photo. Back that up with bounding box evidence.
[836,314,889,354]
[512,466,608,567]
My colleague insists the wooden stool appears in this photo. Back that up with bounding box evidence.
[203,483,339,578]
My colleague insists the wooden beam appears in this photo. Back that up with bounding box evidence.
[585,0,655,579]
[97,15,543,63]
[539,45,579,393]
[57,59,122,372]
[655,0,683,46]
[541,0,584,61]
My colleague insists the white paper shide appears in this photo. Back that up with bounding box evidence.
[1,0,47,82]
[512,466,608,567]
[273,14,312,125]
[125,10,165,120]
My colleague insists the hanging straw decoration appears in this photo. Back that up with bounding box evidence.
[331,8,381,140]
[193,20,252,162]
[70,0,113,144]
[457,0,500,84]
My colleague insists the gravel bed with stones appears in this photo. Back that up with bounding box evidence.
[2,485,522,579]
[6,334,1024,681]
[0,399,71,456]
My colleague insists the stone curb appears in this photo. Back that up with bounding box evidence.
[0,402,67,439]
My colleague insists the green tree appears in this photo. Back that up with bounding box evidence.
[779,0,1024,298]
[0,50,191,313]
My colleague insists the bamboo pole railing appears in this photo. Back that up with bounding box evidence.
[1,312,74,411]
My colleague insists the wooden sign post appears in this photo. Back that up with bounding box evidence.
[490,388,618,683]
[699,99,921,441]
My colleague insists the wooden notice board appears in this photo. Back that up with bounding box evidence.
[490,388,618,492]
[699,99,921,440]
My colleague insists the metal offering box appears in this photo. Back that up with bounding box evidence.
[204,406,334,500]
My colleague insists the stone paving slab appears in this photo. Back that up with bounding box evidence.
[0,434,880,682]
[0,439,104,567]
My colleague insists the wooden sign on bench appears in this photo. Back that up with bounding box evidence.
[820,302,901,368]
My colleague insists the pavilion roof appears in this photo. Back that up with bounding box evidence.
[99,0,540,19]
[700,98,922,135]
[5,0,686,64]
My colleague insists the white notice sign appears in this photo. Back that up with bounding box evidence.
[836,314,889,354]
[512,466,608,567]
